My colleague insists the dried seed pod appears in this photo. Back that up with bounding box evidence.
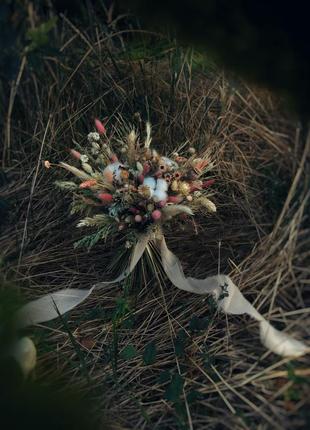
[174,171,182,180]
[164,173,172,183]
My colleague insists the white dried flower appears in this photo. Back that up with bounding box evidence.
[188,147,196,154]
[87,132,100,142]
[145,122,152,148]
[80,154,89,163]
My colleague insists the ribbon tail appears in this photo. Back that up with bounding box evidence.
[259,320,307,357]
[158,235,307,358]
[94,233,150,288]
[16,287,95,328]
[17,234,150,328]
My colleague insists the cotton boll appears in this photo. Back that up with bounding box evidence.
[156,178,168,192]
[143,176,156,189]
[153,189,167,202]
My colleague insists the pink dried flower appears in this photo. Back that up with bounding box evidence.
[70,149,81,160]
[95,118,106,135]
[167,195,183,204]
[152,210,162,221]
[134,214,142,222]
[142,163,151,174]
[129,207,139,214]
[137,174,144,184]
[44,160,51,169]
[98,193,113,203]
[202,179,215,188]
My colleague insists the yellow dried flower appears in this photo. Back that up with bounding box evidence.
[179,182,190,196]
[171,180,179,192]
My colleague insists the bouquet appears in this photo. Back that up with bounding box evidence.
[54,119,216,249]
[17,118,307,363]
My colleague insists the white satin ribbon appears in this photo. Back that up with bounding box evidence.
[17,234,149,328]
[17,233,307,358]
[158,235,307,357]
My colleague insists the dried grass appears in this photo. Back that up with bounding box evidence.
[1,11,309,430]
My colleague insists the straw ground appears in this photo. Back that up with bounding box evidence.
[1,8,309,430]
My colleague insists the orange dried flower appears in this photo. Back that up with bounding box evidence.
[79,179,97,189]
[194,159,209,172]
[120,169,129,180]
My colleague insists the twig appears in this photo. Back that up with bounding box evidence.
[18,116,51,268]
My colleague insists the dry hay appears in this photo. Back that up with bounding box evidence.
[1,12,309,430]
